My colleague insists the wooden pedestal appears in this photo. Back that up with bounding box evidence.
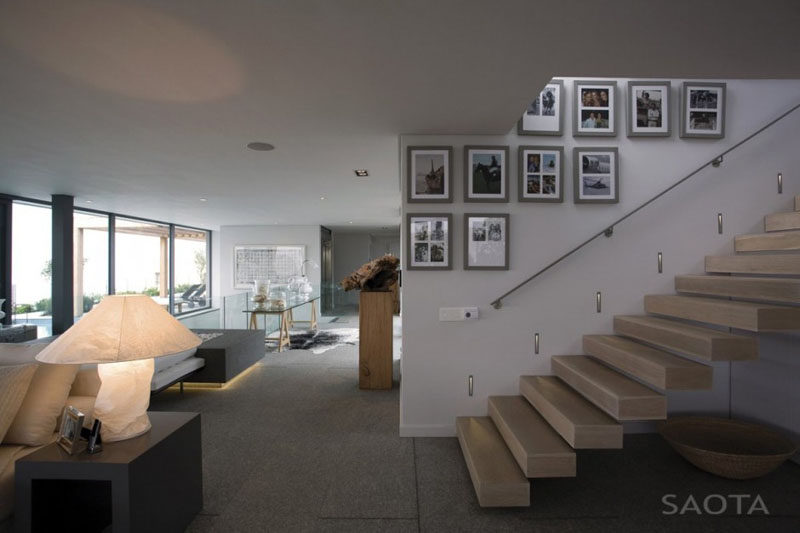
[359,291,393,390]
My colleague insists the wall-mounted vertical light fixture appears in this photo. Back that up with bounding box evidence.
[596,291,602,313]
[658,252,663,273]
[778,172,783,194]
[534,332,540,355]
[468,375,474,397]
[717,213,724,234]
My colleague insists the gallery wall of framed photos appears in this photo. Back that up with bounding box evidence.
[402,77,733,271]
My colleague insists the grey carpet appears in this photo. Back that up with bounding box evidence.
[121,318,800,532]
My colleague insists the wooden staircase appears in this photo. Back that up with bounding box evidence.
[457,197,800,507]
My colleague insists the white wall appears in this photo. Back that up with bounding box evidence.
[218,225,321,325]
[332,232,372,307]
[370,233,400,260]
[400,79,800,439]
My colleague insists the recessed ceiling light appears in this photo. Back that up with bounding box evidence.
[85,200,93,204]
[246,142,275,151]
[348,221,353,224]
[199,198,207,202]
[320,196,326,200]
[354,169,369,177]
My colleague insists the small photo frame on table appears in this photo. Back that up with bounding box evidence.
[574,80,617,137]
[407,146,453,203]
[464,145,509,202]
[57,406,85,455]
[517,79,564,136]
[464,214,509,270]
[627,81,671,137]
[518,146,564,203]
[573,147,619,204]
[406,213,452,270]
[680,82,726,139]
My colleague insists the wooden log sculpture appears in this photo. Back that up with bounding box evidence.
[341,254,399,292]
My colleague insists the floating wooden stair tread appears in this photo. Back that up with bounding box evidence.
[456,417,530,507]
[488,396,576,478]
[613,315,757,361]
[675,274,800,304]
[551,355,666,421]
[735,230,800,252]
[705,254,800,275]
[582,335,712,390]
[644,294,800,332]
[519,376,622,449]
[766,211,800,232]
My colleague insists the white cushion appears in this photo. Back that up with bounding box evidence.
[0,358,37,444]
[150,357,204,391]
[153,347,198,373]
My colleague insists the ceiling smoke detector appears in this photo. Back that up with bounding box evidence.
[246,142,275,152]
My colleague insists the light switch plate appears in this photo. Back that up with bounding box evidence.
[439,307,479,321]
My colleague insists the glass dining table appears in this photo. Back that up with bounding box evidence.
[243,293,319,352]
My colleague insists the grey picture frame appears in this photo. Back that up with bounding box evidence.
[463,213,509,271]
[463,145,509,203]
[679,82,726,139]
[573,147,619,204]
[406,146,454,203]
[517,79,564,136]
[573,80,618,137]
[518,145,565,203]
[406,213,453,270]
[627,81,672,138]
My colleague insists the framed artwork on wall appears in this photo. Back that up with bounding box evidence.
[517,79,564,136]
[627,81,671,137]
[518,146,564,203]
[680,82,726,139]
[406,213,452,270]
[406,146,453,203]
[573,147,619,204]
[463,213,509,270]
[463,145,509,202]
[573,80,617,137]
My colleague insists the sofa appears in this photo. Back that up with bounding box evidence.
[0,343,100,524]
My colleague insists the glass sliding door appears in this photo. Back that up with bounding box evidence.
[173,227,209,314]
[73,211,109,321]
[114,218,170,310]
[11,202,52,336]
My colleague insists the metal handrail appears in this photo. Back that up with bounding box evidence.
[490,101,800,310]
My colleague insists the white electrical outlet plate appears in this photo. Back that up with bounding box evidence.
[439,307,479,321]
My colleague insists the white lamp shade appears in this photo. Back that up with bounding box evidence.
[36,294,201,364]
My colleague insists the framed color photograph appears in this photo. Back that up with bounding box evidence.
[464,145,509,202]
[518,146,564,203]
[407,146,453,203]
[464,213,509,270]
[573,147,619,204]
[517,79,564,136]
[680,82,726,139]
[406,213,452,270]
[573,80,617,137]
[627,81,671,137]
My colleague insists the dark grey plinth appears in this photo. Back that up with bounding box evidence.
[0,325,37,343]
[15,412,202,533]
[187,329,264,384]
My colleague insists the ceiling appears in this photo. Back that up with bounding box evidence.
[1,0,799,230]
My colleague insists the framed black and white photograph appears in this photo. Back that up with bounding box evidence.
[573,80,617,137]
[407,146,453,203]
[406,213,452,270]
[573,147,619,204]
[57,406,85,455]
[517,79,564,136]
[627,81,671,137]
[464,213,509,270]
[680,82,726,139]
[464,145,509,202]
[518,146,564,203]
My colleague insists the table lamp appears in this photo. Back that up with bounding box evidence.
[36,294,202,442]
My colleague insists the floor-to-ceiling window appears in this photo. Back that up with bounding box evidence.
[174,227,209,314]
[114,218,171,309]
[73,211,109,321]
[11,202,52,336]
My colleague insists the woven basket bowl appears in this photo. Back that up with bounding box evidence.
[659,416,797,480]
